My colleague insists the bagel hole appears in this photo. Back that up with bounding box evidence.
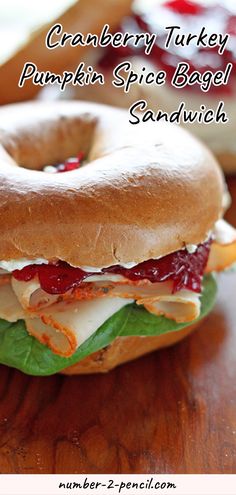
[6,115,96,172]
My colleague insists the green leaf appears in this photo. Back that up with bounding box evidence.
[0,275,217,376]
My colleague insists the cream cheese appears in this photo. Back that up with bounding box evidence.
[80,261,137,272]
[186,244,198,254]
[0,258,48,272]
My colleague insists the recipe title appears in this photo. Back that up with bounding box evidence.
[18,23,232,125]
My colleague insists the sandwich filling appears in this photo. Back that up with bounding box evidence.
[0,219,236,359]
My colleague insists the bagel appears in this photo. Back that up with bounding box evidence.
[0,101,235,376]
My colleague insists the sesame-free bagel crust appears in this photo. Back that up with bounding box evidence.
[0,101,224,268]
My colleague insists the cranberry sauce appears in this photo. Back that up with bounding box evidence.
[99,0,236,95]
[105,241,211,293]
[44,152,84,173]
[12,241,211,295]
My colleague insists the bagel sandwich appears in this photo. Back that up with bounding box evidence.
[0,101,236,376]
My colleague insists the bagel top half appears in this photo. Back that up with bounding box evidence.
[0,101,225,268]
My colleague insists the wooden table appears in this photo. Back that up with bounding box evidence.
[0,178,235,475]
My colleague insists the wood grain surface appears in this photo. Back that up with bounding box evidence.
[0,178,235,475]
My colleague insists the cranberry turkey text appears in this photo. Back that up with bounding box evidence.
[17,22,232,124]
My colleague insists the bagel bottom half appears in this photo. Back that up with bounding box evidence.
[62,322,200,375]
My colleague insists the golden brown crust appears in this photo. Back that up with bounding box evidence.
[0,0,132,105]
[0,101,225,267]
[62,322,199,374]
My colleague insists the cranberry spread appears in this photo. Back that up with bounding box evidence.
[162,0,205,15]
[12,241,211,295]
[99,0,236,95]
[44,153,84,173]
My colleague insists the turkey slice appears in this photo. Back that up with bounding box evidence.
[85,282,201,323]
[141,289,201,323]
[0,282,24,322]
[11,277,59,310]
[70,279,201,323]
[24,282,201,358]
[11,274,127,311]
[207,219,236,272]
[25,297,133,357]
